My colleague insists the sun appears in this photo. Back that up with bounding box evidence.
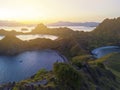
[0,8,47,24]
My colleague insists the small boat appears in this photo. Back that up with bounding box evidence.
[19,60,23,63]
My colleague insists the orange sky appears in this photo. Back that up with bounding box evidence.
[0,0,120,24]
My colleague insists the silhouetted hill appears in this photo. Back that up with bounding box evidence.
[48,21,99,27]
[32,24,75,37]
[93,17,120,33]
[86,17,120,49]
[0,35,24,55]
[34,23,48,30]
[0,29,23,35]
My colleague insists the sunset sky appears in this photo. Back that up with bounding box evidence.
[0,0,120,24]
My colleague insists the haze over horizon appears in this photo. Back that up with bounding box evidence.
[0,0,120,24]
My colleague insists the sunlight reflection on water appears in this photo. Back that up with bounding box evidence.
[16,34,58,41]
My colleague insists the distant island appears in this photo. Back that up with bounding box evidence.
[0,20,99,28]
[48,21,99,27]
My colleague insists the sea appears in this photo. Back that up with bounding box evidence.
[0,25,96,32]
[0,26,96,40]
[0,26,96,83]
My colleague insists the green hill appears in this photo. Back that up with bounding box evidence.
[91,53,120,77]
[93,17,120,43]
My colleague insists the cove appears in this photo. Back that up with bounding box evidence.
[0,34,58,41]
[0,50,65,84]
[92,46,120,58]
[16,34,58,41]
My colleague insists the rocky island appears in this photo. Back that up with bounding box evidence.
[0,17,120,90]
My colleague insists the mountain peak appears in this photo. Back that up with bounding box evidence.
[34,23,48,30]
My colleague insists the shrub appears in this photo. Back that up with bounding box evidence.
[97,62,105,69]
[53,63,82,90]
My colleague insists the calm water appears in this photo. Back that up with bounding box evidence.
[16,34,58,41]
[0,26,96,32]
[0,26,34,33]
[48,26,96,32]
[0,25,94,40]
[0,34,58,41]
[92,46,120,58]
[0,50,64,84]
[0,35,4,40]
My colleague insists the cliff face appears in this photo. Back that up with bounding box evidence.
[0,35,25,55]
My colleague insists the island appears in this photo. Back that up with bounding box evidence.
[0,17,120,90]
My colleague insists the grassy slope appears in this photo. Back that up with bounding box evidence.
[90,52,120,78]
